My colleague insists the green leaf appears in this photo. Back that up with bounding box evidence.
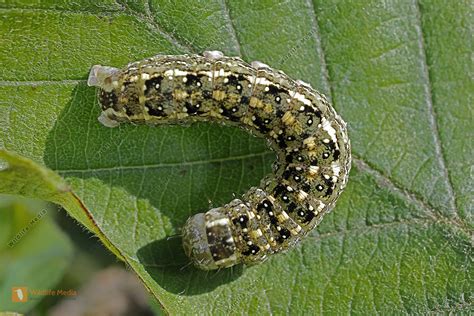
[0,196,73,313]
[0,0,472,314]
[0,149,127,262]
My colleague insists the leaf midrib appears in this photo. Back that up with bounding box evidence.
[54,150,274,174]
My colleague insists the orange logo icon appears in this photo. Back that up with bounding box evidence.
[12,287,28,302]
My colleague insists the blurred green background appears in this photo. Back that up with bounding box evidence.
[0,194,159,315]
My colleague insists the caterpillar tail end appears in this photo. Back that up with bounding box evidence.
[182,211,239,270]
[182,213,219,270]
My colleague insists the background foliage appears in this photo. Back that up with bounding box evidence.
[0,196,73,313]
[0,0,472,314]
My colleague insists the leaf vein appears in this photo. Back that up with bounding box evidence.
[305,0,332,98]
[219,0,243,57]
[0,80,84,86]
[55,151,274,173]
[116,0,194,54]
[412,0,458,217]
[353,157,470,234]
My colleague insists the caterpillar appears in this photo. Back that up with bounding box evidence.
[88,51,351,270]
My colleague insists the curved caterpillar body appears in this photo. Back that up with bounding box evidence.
[88,51,351,270]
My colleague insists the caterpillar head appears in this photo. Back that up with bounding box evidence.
[182,209,239,270]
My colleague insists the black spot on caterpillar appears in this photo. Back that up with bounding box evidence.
[88,51,351,270]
